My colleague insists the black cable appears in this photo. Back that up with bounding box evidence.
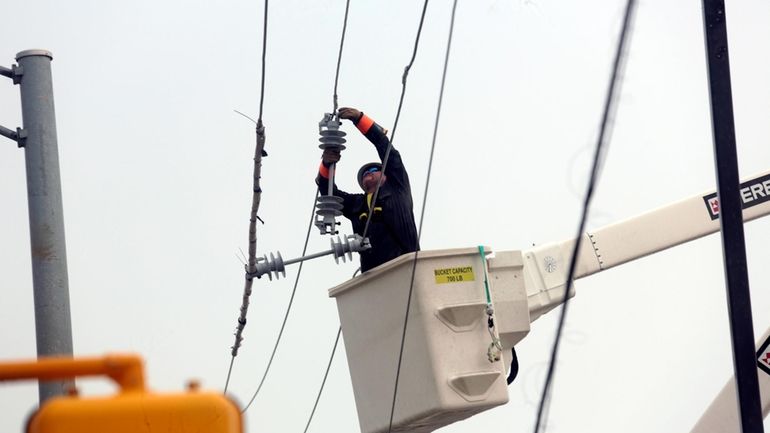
[386,0,458,431]
[243,0,353,417]
[224,355,236,394]
[303,267,359,432]
[303,326,342,433]
[532,1,637,431]
[257,0,268,122]
[241,189,320,414]
[361,0,430,240]
[297,2,358,426]
[332,0,352,113]
[506,348,519,385]
[225,99,269,393]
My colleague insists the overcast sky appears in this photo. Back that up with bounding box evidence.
[1,0,770,432]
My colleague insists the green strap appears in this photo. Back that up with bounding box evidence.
[478,245,491,304]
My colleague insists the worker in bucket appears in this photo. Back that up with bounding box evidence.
[316,107,419,272]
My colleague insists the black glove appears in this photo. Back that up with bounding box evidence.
[338,107,363,124]
[322,149,341,166]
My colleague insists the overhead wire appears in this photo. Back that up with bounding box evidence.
[224,112,268,393]
[332,0,352,113]
[386,0,459,431]
[302,269,359,433]
[240,0,354,414]
[296,1,355,424]
[361,0,430,240]
[257,0,268,122]
[303,1,444,427]
[241,190,320,413]
[224,356,236,395]
[293,1,434,427]
[223,0,270,395]
[303,326,343,433]
[532,1,638,432]
[298,4,434,424]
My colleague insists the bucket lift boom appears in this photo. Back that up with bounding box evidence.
[523,169,770,322]
[329,169,770,433]
[690,324,770,433]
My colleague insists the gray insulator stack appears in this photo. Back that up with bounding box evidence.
[331,234,370,264]
[316,113,347,235]
[252,252,286,281]
[249,234,370,280]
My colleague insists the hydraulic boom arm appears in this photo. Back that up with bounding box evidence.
[690,324,770,432]
[326,169,770,433]
[519,169,770,321]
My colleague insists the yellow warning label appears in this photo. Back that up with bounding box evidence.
[434,266,475,284]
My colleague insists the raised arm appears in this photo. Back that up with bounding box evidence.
[339,107,411,192]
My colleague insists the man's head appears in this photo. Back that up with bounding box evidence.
[357,162,385,193]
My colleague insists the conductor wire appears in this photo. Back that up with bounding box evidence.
[332,0,352,113]
[362,0,430,240]
[532,1,637,431]
[258,0,268,121]
[241,189,320,413]
[387,0,458,431]
[302,268,359,432]
[224,0,272,395]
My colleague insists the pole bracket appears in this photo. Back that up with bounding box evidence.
[0,64,24,84]
[0,125,27,147]
[12,64,23,84]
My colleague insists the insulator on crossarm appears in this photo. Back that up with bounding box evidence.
[331,234,371,264]
[252,251,286,280]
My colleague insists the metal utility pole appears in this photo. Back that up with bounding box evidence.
[1,49,74,403]
[700,2,764,432]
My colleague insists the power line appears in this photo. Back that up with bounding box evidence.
[241,0,353,414]
[298,1,356,424]
[302,268,358,432]
[332,0,352,113]
[304,2,434,424]
[532,1,637,432]
[224,0,271,395]
[224,355,236,395]
[241,189,320,413]
[302,1,430,424]
[223,109,260,395]
[294,1,363,426]
[303,326,343,433]
[224,115,267,393]
[361,0,431,240]
[258,0,268,122]
[387,0,459,431]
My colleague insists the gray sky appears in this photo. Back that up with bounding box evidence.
[1,0,769,432]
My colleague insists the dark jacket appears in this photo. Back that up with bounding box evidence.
[316,114,419,272]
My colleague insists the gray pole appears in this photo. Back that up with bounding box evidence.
[15,49,74,402]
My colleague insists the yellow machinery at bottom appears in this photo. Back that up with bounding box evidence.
[0,354,242,433]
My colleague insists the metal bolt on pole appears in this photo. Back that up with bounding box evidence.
[14,49,75,403]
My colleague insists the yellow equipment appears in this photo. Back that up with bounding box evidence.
[0,354,242,433]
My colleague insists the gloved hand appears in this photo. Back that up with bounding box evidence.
[338,107,363,123]
[322,149,341,166]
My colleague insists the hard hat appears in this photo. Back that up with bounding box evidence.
[357,162,382,189]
